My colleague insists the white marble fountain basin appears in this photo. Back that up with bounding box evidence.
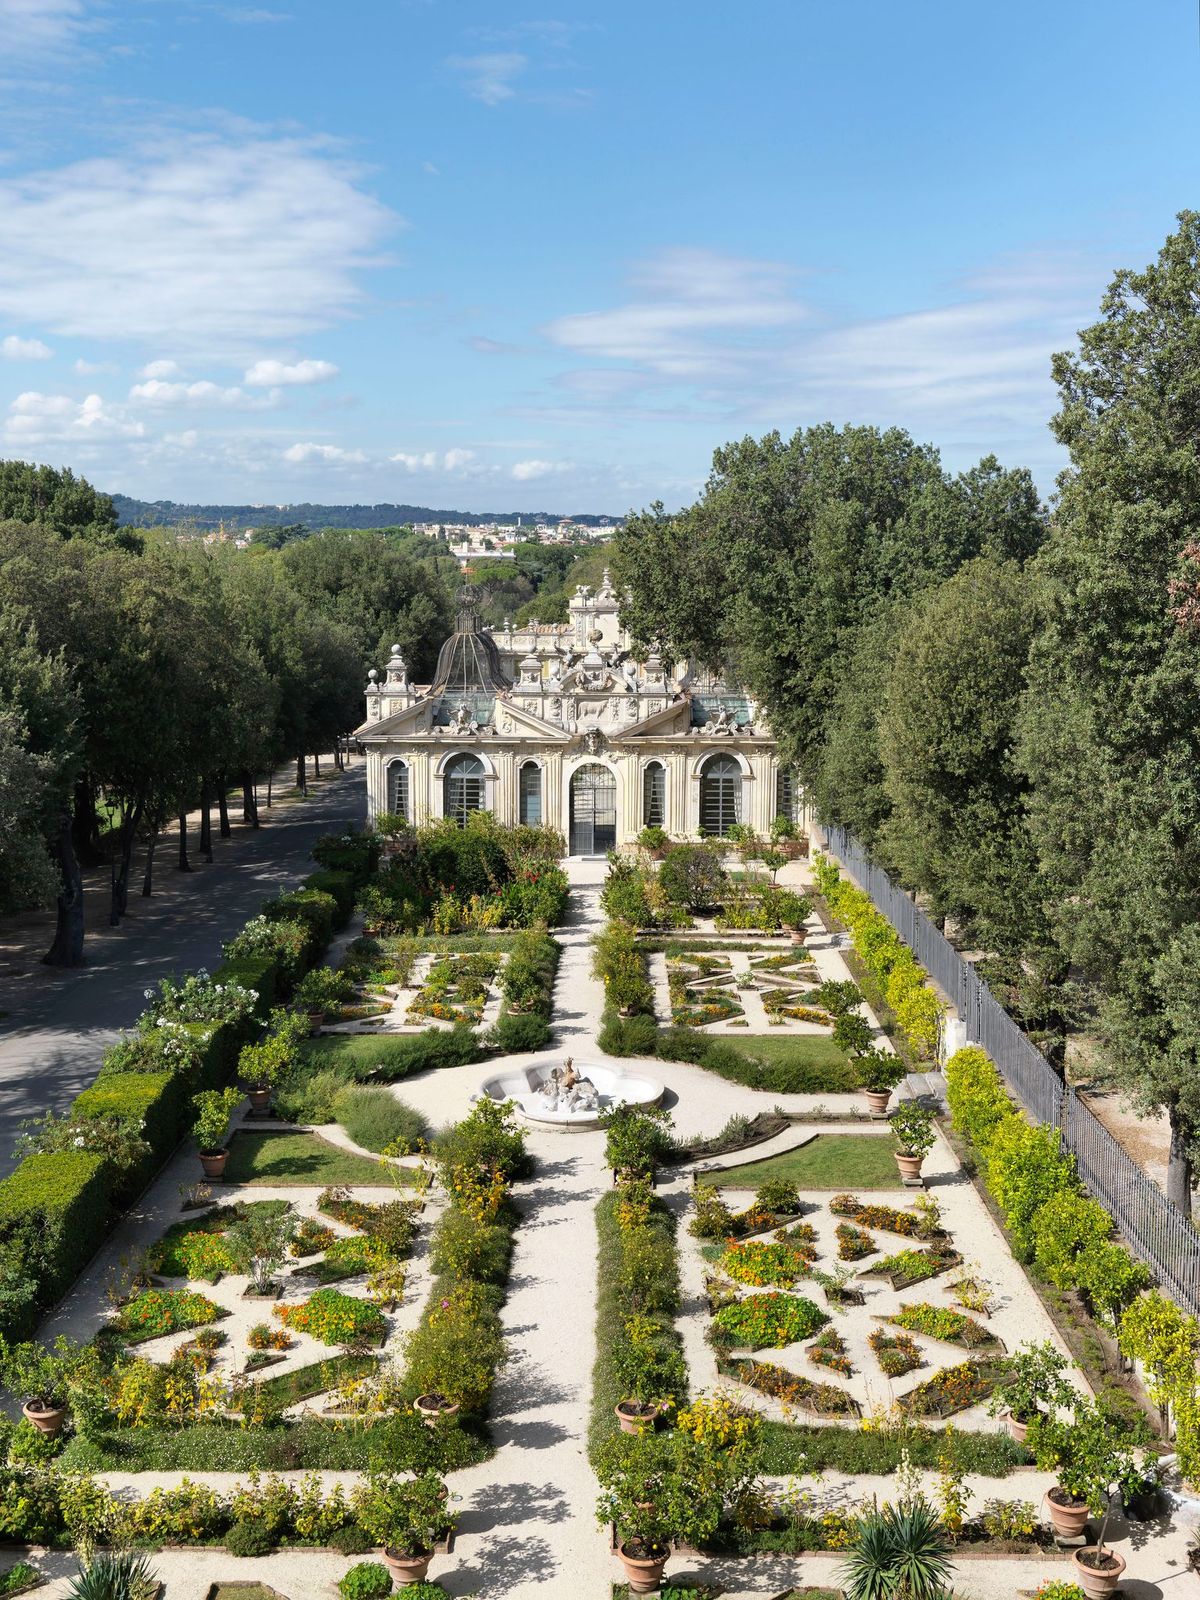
[476,1062,664,1128]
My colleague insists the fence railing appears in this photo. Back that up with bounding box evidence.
[818,822,1200,1316]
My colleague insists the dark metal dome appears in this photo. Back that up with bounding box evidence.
[432,591,511,694]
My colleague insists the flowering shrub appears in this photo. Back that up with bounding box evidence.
[115,1288,221,1341]
[274,1288,386,1347]
[724,1355,858,1416]
[888,1302,998,1350]
[898,1360,995,1418]
[868,1329,923,1377]
[865,1244,960,1285]
[142,971,258,1028]
[830,1193,925,1237]
[808,1326,852,1376]
[247,1323,292,1351]
[689,1184,735,1240]
[836,1223,877,1261]
[720,1238,813,1287]
[711,1291,827,1348]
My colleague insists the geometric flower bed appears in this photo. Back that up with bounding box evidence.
[711,1292,827,1349]
[406,952,502,1024]
[720,1355,860,1417]
[896,1360,998,1418]
[720,1239,815,1287]
[885,1302,1002,1352]
[868,1328,923,1377]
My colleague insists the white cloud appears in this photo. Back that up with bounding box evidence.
[0,0,86,57]
[390,448,476,474]
[139,359,181,380]
[282,441,365,463]
[511,458,564,481]
[447,51,526,105]
[0,132,396,354]
[2,334,53,360]
[128,378,261,407]
[544,248,806,380]
[4,389,143,444]
[243,357,338,387]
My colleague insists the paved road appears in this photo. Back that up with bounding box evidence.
[0,768,366,1174]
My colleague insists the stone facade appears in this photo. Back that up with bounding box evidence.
[356,574,797,854]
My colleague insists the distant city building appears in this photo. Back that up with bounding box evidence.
[356,574,797,854]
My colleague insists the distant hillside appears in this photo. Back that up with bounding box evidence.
[111,495,623,531]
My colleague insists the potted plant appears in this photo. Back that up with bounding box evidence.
[351,1470,455,1586]
[294,965,349,1034]
[595,1434,724,1595]
[1027,1401,1133,1594]
[611,1331,677,1436]
[1118,1451,1161,1521]
[773,889,812,944]
[637,824,669,859]
[889,1101,936,1181]
[0,1335,87,1437]
[191,1086,242,1180]
[237,1028,297,1115]
[856,1048,907,1117]
[986,1339,1075,1444]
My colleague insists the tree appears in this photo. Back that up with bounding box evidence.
[0,460,131,549]
[1017,211,1200,1209]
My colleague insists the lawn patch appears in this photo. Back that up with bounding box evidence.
[224,1132,402,1187]
[709,1135,901,1191]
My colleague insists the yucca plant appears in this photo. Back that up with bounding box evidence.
[65,1551,160,1600]
[840,1503,954,1600]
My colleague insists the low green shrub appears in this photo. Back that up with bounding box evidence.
[598,1008,659,1056]
[332,1086,427,1153]
[945,1046,1012,1153]
[299,1025,485,1082]
[489,1011,552,1052]
[304,869,356,925]
[0,1151,112,1334]
[338,1562,393,1600]
[261,888,338,960]
[226,1517,273,1557]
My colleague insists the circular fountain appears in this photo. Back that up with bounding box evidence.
[474,1058,664,1129]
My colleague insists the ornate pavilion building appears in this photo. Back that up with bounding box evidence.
[357,575,797,855]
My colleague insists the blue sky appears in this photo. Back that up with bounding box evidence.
[0,0,1196,513]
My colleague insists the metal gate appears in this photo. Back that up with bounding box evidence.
[570,763,617,856]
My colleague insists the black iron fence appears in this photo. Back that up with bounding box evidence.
[818,822,1200,1316]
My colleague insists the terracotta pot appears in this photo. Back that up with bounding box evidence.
[1003,1409,1030,1445]
[414,1393,460,1428]
[247,1086,271,1115]
[787,926,808,946]
[615,1400,659,1436]
[618,1541,669,1595]
[1046,1486,1091,1540]
[382,1549,431,1585]
[199,1149,228,1180]
[894,1152,925,1181]
[1072,1546,1126,1599]
[307,1009,326,1037]
[865,1089,892,1117]
[22,1401,66,1436]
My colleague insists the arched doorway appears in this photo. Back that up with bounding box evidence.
[699,753,741,836]
[444,753,486,824]
[570,763,617,856]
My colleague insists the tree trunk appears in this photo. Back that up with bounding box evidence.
[1167,1108,1193,1216]
[217,781,231,839]
[110,801,143,925]
[43,806,85,966]
[296,753,307,793]
[73,778,104,868]
[313,750,320,777]
[241,772,259,828]
[199,781,213,863]
[266,769,273,808]
[142,818,162,897]
[177,808,193,872]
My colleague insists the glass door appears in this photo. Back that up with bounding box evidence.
[570,763,617,855]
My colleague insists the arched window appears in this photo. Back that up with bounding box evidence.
[642,760,666,827]
[699,754,741,837]
[518,760,542,825]
[776,768,797,824]
[444,753,485,824]
[386,759,409,821]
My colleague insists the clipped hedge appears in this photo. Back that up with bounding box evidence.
[298,1023,486,1083]
[304,869,356,926]
[72,1070,186,1197]
[0,1151,112,1319]
[598,1009,857,1093]
[261,888,338,959]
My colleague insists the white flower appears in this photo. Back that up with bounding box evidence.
[73,1136,86,1148]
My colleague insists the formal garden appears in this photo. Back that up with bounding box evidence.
[0,821,1194,1600]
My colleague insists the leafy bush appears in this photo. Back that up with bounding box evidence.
[592,922,654,1014]
[600,1104,674,1176]
[261,888,338,956]
[945,1046,1012,1152]
[339,1562,394,1600]
[312,829,381,886]
[489,1012,552,1052]
[226,1516,273,1556]
[1032,1190,1113,1290]
[598,1008,659,1056]
[658,844,728,910]
[984,1116,1076,1261]
[275,1288,386,1347]
[0,1150,113,1328]
[333,1086,427,1154]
